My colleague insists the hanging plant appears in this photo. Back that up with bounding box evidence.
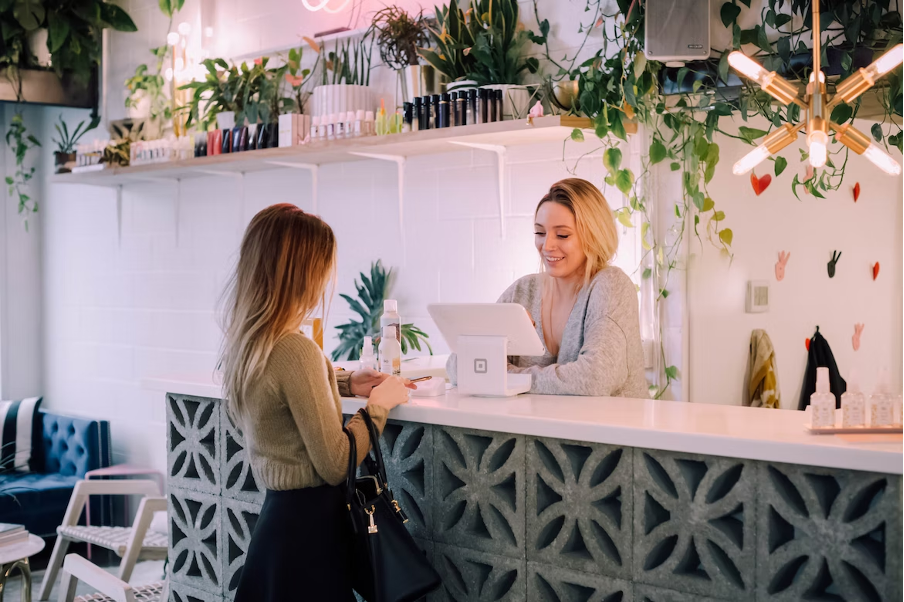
[5,113,40,231]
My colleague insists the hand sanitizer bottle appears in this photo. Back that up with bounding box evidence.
[841,368,866,427]
[379,326,401,376]
[810,367,836,429]
[359,336,378,372]
[380,299,401,343]
[869,367,894,427]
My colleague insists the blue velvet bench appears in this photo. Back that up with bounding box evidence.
[0,411,112,538]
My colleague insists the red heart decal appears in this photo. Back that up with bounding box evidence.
[750,172,771,196]
[853,182,861,202]
[805,338,811,351]
[873,262,880,280]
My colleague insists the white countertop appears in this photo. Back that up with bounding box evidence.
[144,374,903,475]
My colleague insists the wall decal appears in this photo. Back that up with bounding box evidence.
[872,262,880,281]
[775,251,790,281]
[853,182,861,202]
[852,323,864,351]
[805,338,810,351]
[827,251,841,278]
[750,172,772,196]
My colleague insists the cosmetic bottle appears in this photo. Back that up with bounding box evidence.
[414,97,425,131]
[455,92,467,126]
[345,112,355,139]
[869,367,894,427]
[354,110,364,137]
[375,99,389,136]
[810,367,835,428]
[477,89,489,124]
[324,113,334,140]
[379,326,402,377]
[439,93,451,128]
[365,110,375,136]
[360,336,379,372]
[380,299,401,343]
[495,89,504,121]
[449,92,458,126]
[309,116,319,143]
[467,89,478,125]
[421,96,430,130]
[841,369,866,427]
[221,129,232,154]
[335,112,345,139]
[894,393,903,427]
[403,102,413,133]
[487,90,496,123]
[431,94,441,129]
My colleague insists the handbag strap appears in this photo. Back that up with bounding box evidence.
[343,426,357,510]
[357,408,388,488]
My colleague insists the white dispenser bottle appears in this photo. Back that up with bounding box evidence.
[359,336,378,372]
[381,299,401,343]
[869,367,894,427]
[841,369,866,427]
[810,367,836,428]
[379,326,401,376]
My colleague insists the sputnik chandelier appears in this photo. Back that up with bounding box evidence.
[729,0,903,176]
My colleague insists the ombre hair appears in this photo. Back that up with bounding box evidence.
[218,204,336,421]
[536,178,619,284]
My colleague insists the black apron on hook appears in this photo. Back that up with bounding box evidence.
[798,326,847,410]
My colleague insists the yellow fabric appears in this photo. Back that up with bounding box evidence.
[747,329,780,409]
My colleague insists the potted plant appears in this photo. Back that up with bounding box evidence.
[464,0,542,119]
[52,113,100,173]
[420,0,478,93]
[276,45,318,147]
[368,6,436,103]
[311,34,374,119]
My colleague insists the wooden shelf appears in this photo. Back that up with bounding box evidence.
[52,116,592,188]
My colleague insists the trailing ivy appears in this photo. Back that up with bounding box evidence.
[5,112,40,231]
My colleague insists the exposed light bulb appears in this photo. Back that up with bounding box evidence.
[733,145,771,175]
[808,130,829,168]
[862,143,902,175]
[866,44,904,79]
[166,32,180,46]
[178,22,192,36]
[728,52,768,83]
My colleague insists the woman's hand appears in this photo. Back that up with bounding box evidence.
[367,376,411,412]
[350,369,415,397]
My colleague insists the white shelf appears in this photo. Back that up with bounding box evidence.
[51,116,592,188]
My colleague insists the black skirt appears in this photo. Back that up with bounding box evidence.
[235,485,356,602]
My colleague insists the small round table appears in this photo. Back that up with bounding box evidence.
[0,535,45,602]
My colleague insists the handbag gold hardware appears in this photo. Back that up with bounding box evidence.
[392,499,409,523]
[365,505,378,534]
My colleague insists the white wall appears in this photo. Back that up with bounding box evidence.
[688,118,904,406]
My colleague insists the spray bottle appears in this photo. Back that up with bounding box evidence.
[359,336,378,372]
[841,368,866,427]
[869,367,894,427]
[810,367,836,428]
[381,300,401,343]
[379,326,401,376]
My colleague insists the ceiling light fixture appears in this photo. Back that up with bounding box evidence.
[729,1,902,176]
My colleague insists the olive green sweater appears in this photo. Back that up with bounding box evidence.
[237,332,388,490]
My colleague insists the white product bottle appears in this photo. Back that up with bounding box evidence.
[359,336,378,372]
[894,394,902,427]
[310,116,320,142]
[365,110,375,136]
[380,299,401,343]
[869,367,894,427]
[841,369,866,427]
[810,367,836,429]
[379,326,401,376]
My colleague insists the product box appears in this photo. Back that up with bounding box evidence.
[279,113,311,147]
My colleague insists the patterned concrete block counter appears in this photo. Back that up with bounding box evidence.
[148,377,902,602]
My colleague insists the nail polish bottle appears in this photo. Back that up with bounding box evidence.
[310,116,320,143]
[354,110,365,137]
[495,89,504,121]
[365,110,375,136]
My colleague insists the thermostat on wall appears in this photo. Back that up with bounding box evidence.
[746,280,769,313]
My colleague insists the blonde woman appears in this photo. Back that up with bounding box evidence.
[219,204,413,601]
[449,178,647,397]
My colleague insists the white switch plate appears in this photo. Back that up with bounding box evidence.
[746,280,769,313]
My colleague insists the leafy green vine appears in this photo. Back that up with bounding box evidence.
[5,113,41,231]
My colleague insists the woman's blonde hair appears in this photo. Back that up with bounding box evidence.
[536,178,618,284]
[218,204,336,421]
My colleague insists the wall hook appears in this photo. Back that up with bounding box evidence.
[775,251,790,281]
[852,323,865,351]
[827,251,841,278]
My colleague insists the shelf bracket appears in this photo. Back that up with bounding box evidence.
[264,162,319,213]
[115,185,123,247]
[449,141,508,238]
[348,152,407,263]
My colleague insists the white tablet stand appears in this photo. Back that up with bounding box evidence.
[428,303,546,397]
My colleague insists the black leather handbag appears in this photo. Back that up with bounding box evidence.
[343,409,441,602]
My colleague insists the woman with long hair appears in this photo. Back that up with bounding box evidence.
[449,178,648,397]
[219,204,412,601]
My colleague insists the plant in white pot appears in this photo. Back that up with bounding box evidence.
[368,6,438,103]
[52,113,100,173]
[312,34,374,119]
[420,0,478,93]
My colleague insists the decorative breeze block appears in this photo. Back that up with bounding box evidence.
[220,409,263,505]
[527,561,633,602]
[167,395,220,494]
[755,462,903,602]
[433,426,525,558]
[632,449,756,600]
[634,584,731,602]
[222,497,262,599]
[526,437,633,579]
[169,487,223,596]
[434,543,525,601]
[169,580,224,602]
[376,420,434,540]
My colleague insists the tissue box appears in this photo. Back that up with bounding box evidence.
[279,113,311,147]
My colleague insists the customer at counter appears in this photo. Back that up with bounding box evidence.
[448,178,648,398]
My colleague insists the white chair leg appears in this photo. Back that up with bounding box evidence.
[56,569,78,602]
[117,497,165,582]
[39,535,71,601]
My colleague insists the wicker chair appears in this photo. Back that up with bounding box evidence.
[38,480,168,601]
[56,555,166,602]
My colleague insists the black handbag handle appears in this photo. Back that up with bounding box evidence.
[343,426,357,511]
[357,408,389,488]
